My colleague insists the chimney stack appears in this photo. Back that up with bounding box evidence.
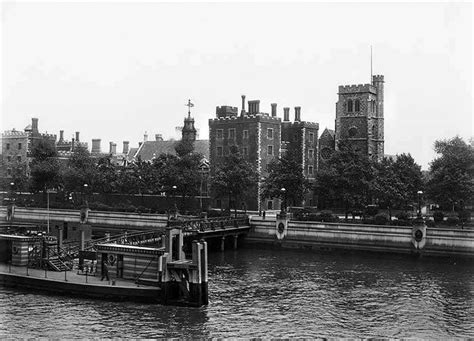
[123,141,129,154]
[71,138,75,151]
[92,139,101,153]
[144,132,148,142]
[155,134,163,141]
[59,130,64,142]
[32,118,39,134]
[241,95,246,116]
[109,142,114,154]
[248,100,260,114]
[271,103,277,117]
[283,107,290,121]
[295,106,301,122]
[75,131,80,142]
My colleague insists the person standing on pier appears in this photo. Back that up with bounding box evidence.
[101,260,110,281]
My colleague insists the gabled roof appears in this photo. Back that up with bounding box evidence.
[135,139,209,161]
[320,128,335,140]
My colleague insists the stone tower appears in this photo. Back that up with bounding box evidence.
[335,75,384,160]
[182,112,197,143]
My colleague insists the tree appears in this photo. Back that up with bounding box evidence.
[391,153,424,210]
[314,141,374,218]
[261,150,309,209]
[62,145,96,194]
[211,146,257,215]
[426,136,474,211]
[372,157,407,220]
[29,137,61,193]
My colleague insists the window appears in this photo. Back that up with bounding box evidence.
[243,147,248,156]
[354,99,360,112]
[267,145,273,156]
[17,156,21,162]
[267,128,273,140]
[6,143,10,150]
[18,143,22,150]
[348,126,358,137]
[308,165,314,175]
[216,129,223,139]
[228,128,235,140]
[7,156,11,162]
[7,168,11,176]
[267,200,273,210]
[321,147,332,160]
[243,130,249,139]
[217,146,223,156]
[309,132,314,143]
[347,99,353,113]
[309,149,314,159]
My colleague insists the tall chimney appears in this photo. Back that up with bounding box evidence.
[111,143,117,155]
[248,100,260,114]
[295,106,301,122]
[75,131,80,142]
[109,142,114,154]
[92,139,101,153]
[123,141,129,154]
[32,118,39,134]
[59,130,64,142]
[271,103,277,117]
[144,132,148,142]
[241,95,246,116]
[71,138,75,151]
[283,107,290,121]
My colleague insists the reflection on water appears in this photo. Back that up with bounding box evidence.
[1,249,473,338]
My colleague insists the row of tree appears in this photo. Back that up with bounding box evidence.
[5,135,473,216]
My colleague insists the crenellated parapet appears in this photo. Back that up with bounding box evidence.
[338,84,377,95]
[2,130,29,138]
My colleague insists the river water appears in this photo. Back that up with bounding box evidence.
[0,248,473,338]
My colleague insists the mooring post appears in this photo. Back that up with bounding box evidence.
[189,240,203,306]
[221,236,225,252]
[233,235,238,250]
[200,240,208,305]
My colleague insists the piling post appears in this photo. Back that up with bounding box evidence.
[233,235,238,250]
[189,240,203,306]
[221,236,225,252]
[200,240,208,305]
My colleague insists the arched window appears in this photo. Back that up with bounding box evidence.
[354,99,360,112]
[347,99,353,112]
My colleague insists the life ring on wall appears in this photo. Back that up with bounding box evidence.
[411,225,427,250]
[12,246,19,255]
[275,214,288,240]
[108,254,116,265]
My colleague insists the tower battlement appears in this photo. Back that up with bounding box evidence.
[338,84,377,94]
[372,74,384,82]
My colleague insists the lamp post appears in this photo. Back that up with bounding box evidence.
[83,183,88,206]
[172,185,177,216]
[417,190,423,217]
[281,187,286,214]
[47,188,50,234]
[9,182,15,229]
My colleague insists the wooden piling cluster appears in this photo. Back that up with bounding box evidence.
[160,227,208,307]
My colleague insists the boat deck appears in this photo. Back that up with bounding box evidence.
[0,263,161,302]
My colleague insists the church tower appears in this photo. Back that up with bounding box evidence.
[182,100,197,142]
[334,74,384,160]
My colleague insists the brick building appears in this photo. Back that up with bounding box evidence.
[1,118,56,181]
[209,95,319,211]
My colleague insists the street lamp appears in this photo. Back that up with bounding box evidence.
[83,183,88,206]
[417,190,423,217]
[281,187,286,214]
[172,185,178,216]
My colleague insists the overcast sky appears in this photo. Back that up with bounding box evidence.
[1,1,472,169]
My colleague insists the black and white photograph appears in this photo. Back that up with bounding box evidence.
[0,0,472,338]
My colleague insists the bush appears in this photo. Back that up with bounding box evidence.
[365,205,379,216]
[396,211,410,221]
[446,215,460,226]
[458,210,471,223]
[362,217,375,225]
[425,219,435,227]
[374,213,389,225]
[433,211,444,223]
[392,219,412,226]
[317,210,339,222]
